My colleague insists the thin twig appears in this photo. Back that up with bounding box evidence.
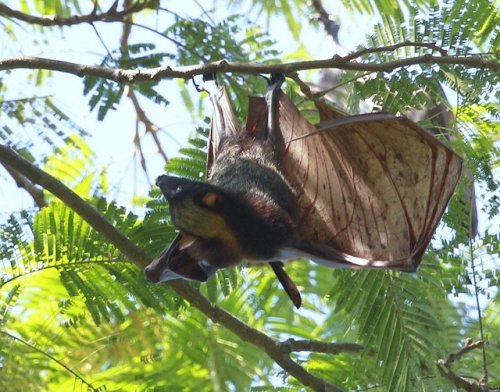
[132,118,151,182]
[443,339,484,367]
[2,163,47,208]
[91,23,115,61]
[0,144,344,392]
[119,14,168,179]
[193,0,216,26]
[309,0,340,44]
[0,330,97,390]
[437,364,486,392]
[469,246,489,383]
[288,72,315,98]
[128,21,207,61]
[281,339,364,355]
[344,40,449,60]
[119,0,133,50]
[0,52,497,85]
[0,1,157,27]
[437,339,489,392]
[312,71,375,99]
[128,89,169,164]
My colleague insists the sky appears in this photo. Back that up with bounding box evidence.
[0,0,376,217]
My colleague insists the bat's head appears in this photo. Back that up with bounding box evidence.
[144,174,297,284]
[157,174,296,258]
[144,175,242,284]
[156,175,240,248]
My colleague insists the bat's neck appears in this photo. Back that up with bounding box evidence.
[209,150,298,260]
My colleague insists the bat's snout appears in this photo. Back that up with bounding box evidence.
[144,242,177,283]
[157,175,214,201]
[144,245,185,283]
[156,175,184,201]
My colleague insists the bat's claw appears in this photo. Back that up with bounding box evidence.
[269,73,285,88]
[192,73,218,93]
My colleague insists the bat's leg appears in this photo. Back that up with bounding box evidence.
[266,73,285,140]
[269,261,302,308]
[264,74,287,159]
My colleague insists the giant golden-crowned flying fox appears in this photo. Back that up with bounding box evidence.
[145,74,462,308]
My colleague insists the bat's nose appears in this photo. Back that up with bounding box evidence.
[156,175,185,201]
[155,175,168,187]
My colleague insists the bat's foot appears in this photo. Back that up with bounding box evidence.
[269,261,302,308]
[269,73,285,89]
[192,73,218,93]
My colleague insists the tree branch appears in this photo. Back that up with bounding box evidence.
[0,145,150,266]
[2,163,47,208]
[0,144,344,392]
[0,330,97,390]
[281,339,364,355]
[170,281,343,391]
[128,88,169,165]
[309,0,340,44]
[436,339,489,392]
[0,1,157,27]
[0,51,497,85]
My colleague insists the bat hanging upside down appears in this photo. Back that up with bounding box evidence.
[144,74,462,308]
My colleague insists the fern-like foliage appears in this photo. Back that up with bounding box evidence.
[353,3,498,111]
[167,14,280,114]
[167,14,278,64]
[0,96,88,158]
[83,43,173,120]
[328,268,448,389]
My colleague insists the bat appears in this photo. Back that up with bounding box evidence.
[144,74,462,308]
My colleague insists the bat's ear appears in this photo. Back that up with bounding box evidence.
[199,191,223,210]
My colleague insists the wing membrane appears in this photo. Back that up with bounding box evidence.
[207,86,241,173]
[276,92,462,270]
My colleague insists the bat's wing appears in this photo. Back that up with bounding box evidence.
[146,84,240,283]
[276,92,462,271]
[206,84,241,173]
[144,233,216,282]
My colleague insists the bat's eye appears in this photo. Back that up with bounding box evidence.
[200,191,221,209]
[168,186,184,201]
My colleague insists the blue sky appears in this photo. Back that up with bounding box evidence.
[1,0,376,216]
